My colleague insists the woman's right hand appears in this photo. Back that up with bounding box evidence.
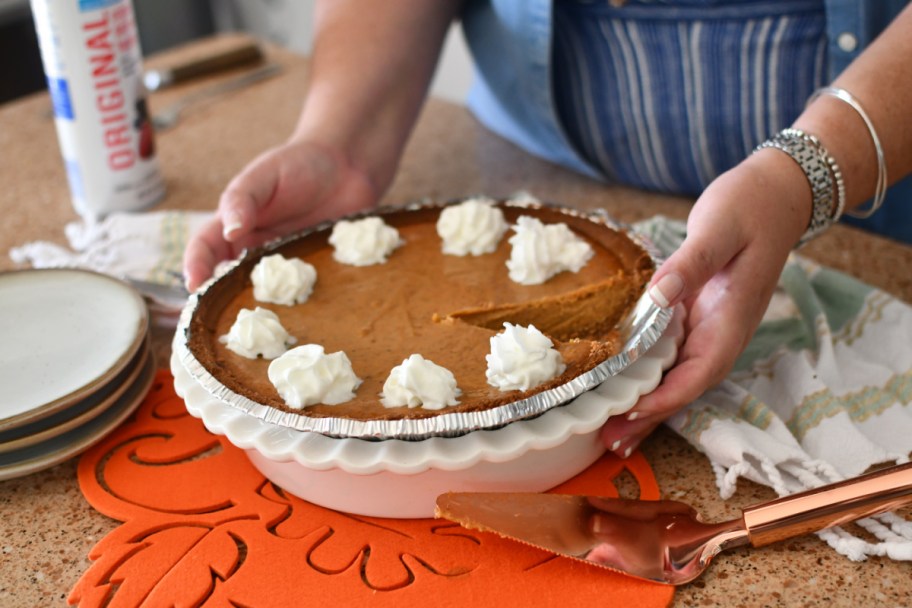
[182,0,465,291]
[182,138,379,291]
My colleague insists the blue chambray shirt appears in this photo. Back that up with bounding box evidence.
[461,0,911,242]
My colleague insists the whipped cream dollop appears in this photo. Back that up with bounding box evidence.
[267,344,362,408]
[486,323,566,392]
[436,197,508,256]
[506,215,594,285]
[380,354,461,410]
[329,216,402,266]
[251,254,317,306]
[219,307,296,360]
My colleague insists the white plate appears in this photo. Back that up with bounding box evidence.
[172,310,682,518]
[0,338,150,453]
[0,348,155,481]
[0,269,148,430]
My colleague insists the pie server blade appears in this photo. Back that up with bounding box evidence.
[435,462,912,585]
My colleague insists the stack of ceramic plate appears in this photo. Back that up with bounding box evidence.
[0,269,155,481]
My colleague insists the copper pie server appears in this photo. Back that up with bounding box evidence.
[435,461,912,585]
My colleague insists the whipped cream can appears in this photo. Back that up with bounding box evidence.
[30,0,165,219]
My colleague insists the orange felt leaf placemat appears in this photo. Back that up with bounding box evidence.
[71,370,674,607]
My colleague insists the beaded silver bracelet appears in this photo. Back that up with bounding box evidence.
[755,128,845,246]
[807,87,887,219]
[781,127,846,230]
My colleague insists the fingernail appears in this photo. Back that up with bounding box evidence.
[648,272,684,308]
[222,211,243,239]
[591,515,603,533]
[626,411,638,421]
[623,446,633,458]
[610,440,621,451]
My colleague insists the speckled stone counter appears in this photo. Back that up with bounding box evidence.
[1,38,910,607]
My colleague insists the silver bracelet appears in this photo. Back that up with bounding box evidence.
[807,86,887,219]
[781,128,846,227]
[755,128,844,246]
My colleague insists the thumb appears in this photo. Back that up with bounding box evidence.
[647,225,743,308]
[218,187,259,243]
[217,148,287,243]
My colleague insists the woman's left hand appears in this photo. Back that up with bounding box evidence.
[601,148,815,456]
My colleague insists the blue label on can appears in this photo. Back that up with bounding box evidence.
[47,77,74,120]
[65,159,85,200]
[79,0,119,10]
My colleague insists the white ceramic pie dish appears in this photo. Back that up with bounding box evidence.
[171,311,681,518]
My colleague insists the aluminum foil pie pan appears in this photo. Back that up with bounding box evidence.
[174,197,674,441]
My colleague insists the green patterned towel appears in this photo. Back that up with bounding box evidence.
[635,216,912,562]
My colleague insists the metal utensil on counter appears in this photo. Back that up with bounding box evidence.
[151,63,283,131]
[122,276,188,327]
[144,37,264,91]
[436,461,912,585]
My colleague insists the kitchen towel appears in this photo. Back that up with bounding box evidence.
[9,205,912,561]
[8,210,210,288]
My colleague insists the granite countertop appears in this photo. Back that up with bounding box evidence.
[1,37,910,607]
